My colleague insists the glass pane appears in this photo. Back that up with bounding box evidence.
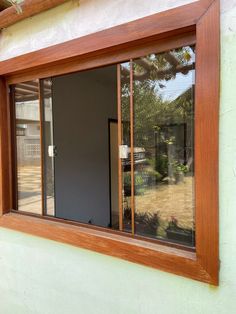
[15,80,42,214]
[41,79,55,216]
[133,46,195,246]
[119,62,132,232]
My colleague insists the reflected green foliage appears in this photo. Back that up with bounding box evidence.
[120,46,195,246]
[121,46,195,179]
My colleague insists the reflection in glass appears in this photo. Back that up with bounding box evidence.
[15,80,42,214]
[134,46,195,245]
[124,46,195,246]
[13,47,195,246]
[41,79,55,216]
[115,62,132,232]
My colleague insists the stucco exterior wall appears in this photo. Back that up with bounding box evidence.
[0,0,196,61]
[0,0,236,313]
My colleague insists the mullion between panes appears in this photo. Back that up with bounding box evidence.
[130,60,135,235]
[117,64,123,231]
[11,85,18,211]
[38,80,46,216]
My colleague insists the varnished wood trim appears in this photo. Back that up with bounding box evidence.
[0,77,11,215]
[0,0,220,285]
[0,0,69,30]
[195,0,220,286]
[6,32,196,85]
[117,64,123,231]
[9,85,17,210]
[0,1,206,76]
[10,208,195,252]
[0,212,214,284]
[0,0,215,31]
[1,213,195,261]
[129,61,135,235]
[199,0,216,11]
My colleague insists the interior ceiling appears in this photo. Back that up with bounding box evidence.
[0,0,11,12]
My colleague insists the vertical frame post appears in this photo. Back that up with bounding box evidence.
[9,85,17,211]
[117,64,123,231]
[0,77,11,215]
[39,80,45,216]
[130,60,135,235]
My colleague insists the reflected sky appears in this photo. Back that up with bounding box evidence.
[158,70,195,101]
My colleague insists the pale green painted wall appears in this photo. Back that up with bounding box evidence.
[1,1,236,313]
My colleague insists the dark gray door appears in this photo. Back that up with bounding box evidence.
[52,66,117,227]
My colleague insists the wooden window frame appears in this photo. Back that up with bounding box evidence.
[0,0,219,285]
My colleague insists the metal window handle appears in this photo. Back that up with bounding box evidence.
[48,145,57,157]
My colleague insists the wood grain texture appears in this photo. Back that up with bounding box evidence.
[0,0,69,29]
[0,0,11,12]
[195,0,220,285]
[200,0,216,9]
[8,86,17,211]
[0,212,214,284]
[0,1,207,76]
[0,77,11,215]
[117,64,123,231]
[130,61,135,235]
[6,32,196,85]
[0,0,220,285]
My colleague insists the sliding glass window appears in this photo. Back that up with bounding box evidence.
[12,44,195,247]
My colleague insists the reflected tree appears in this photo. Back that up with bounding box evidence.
[121,46,195,180]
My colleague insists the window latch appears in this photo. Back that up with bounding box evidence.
[48,145,57,157]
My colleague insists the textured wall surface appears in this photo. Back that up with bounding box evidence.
[1,0,236,313]
[0,0,196,61]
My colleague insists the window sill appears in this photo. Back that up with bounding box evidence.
[0,212,212,284]
[0,0,219,286]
